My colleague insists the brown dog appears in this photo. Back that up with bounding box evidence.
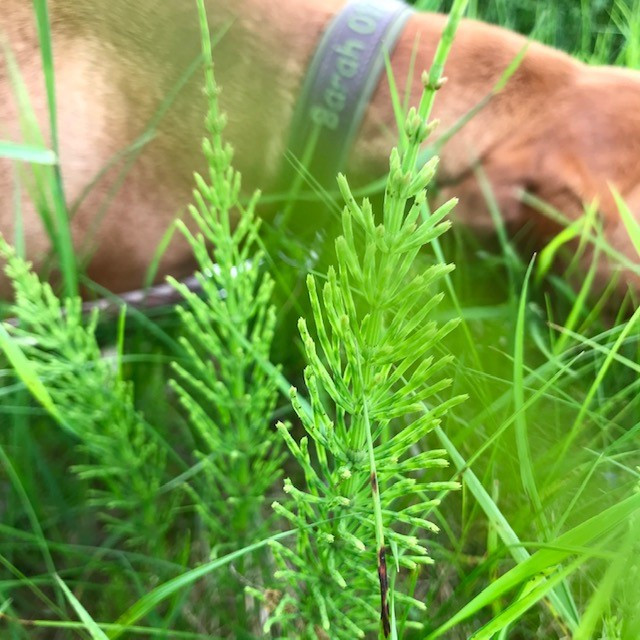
[1,0,639,296]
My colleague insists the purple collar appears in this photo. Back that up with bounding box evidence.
[282,0,413,193]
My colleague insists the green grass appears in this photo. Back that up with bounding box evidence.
[0,0,639,638]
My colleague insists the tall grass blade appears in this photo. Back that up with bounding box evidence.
[31,0,77,295]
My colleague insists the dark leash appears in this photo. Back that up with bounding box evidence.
[81,275,203,317]
[85,0,414,314]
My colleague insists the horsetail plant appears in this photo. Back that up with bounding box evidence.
[0,238,168,552]
[265,3,468,636]
[168,0,283,581]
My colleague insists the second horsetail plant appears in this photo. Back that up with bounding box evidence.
[168,0,284,564]
[267,2,469,636]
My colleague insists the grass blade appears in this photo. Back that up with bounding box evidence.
[55,574,110,640]
[470,557,588,640]
[0,323,61,423]
[109,530,294,638]
[32,0,78,296]
[0,141,57,165]
[426,492,640,638]
[611,185,640,257]
[513,257,545,522]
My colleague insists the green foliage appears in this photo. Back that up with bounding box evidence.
[411,0,638,65]
[0,1,639,639]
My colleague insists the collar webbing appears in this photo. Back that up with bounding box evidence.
[282,0,413,194]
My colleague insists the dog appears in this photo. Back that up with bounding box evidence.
[1,0,639,297]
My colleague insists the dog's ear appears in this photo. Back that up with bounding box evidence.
[435,145,549,238]
[436,137,639,284]
[521,148,640,291]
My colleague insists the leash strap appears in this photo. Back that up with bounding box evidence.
[283,0,413,192]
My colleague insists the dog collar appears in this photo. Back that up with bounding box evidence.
[283,0,413,193]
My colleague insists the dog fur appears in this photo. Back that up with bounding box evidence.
[1,0,639,295]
